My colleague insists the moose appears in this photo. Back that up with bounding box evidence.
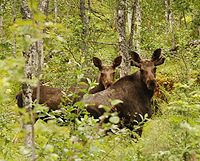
[16,56,122,115]
[78,49,165,136]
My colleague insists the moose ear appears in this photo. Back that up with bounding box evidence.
[152,49,161,61]
[129,51,141,67]
[154,55,166,66]
[151,49,166,66]
[113,56,122,69]
[93,57,102,69]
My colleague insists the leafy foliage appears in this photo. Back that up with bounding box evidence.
[0,0,200,160]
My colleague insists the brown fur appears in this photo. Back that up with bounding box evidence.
[79,49,165,136]
[16,56,122,112]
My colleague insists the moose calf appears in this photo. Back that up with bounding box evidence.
[16,56,122,115]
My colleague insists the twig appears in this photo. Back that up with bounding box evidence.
[101,138,123,161]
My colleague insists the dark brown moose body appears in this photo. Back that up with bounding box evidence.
[16,56,122,112]
[79,49,165,136]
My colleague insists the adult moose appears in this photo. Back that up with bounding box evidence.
[16,56,122,113]
[79,49,165,136]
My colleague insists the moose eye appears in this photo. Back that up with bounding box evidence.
[101,73,104,76]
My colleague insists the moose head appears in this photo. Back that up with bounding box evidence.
[93,56,122,89]
[129,49,165,90]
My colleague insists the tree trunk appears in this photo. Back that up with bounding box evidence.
[21,0,35,159]
[169,0,176,49]
[164,0,169,36]
[199,26,200,52]
[80,0,89,68]
[13,0,16,58]
[183,10,187,29]
[54,0,57,24]
[66,2,69,27]
[22,44,35,159]
[20,0,49,159]
[0,1,4,40]
[136,0,141,55]
[38,0,49,16]
[117,0,129,77]
[199,26,200,37]
[113,1,118,31]
[127,2,132,34]
[177,11,181,29]
[37,0,49,104]
[128,0,137,51]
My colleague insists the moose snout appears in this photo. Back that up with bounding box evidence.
[146,79,157,90]
[105,80,114,89]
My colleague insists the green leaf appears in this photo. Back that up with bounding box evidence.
[49,153,59,160]
[83,93,91,100]
[87,78,92,85]
[81,58,85,63]
[44,144,54,153]
[98,105,110,111]
[79,88,87,93]
[33,11,46,22]
[79,81,88,86]
[109,116,120,124]
[110,99,123,106]
[76,70,82,76]
[74,144,83,150]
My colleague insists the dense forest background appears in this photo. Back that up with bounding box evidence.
[0,0,200,160]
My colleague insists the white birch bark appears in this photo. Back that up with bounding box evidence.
[22,42,35,159]
[136,0,141,55]
[37,0,49,104]
[117,0,130,77]
[128,0,137,51]
[20,0,35,159]
[127,2,132,34]
[66,2,69,27]
[20,1,49,159]
[80,0,89,67]
[54,0,57,24]
[164,0,169,35]
[169,0,176,48]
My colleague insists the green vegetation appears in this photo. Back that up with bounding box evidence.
[0,0,199,160]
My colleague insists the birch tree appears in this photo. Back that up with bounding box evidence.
[13,0,16,58]
[0,0,9,40]
[164,0,169,41]
[128,0,137,51]
[136,0,141,55]
[169,0,176,48]
[54,0,58,24]
[37,0,49,105]
[117,0,130,77]
[20,1,35,159]
[20,0,49,159]
[80,0,89,68]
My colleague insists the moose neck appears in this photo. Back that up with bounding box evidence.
[88,80,105,94]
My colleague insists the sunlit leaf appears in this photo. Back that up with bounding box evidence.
[109,116,120,124]
[98,105,110,111]
[110,99,123,106]
[44,144,54,153]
